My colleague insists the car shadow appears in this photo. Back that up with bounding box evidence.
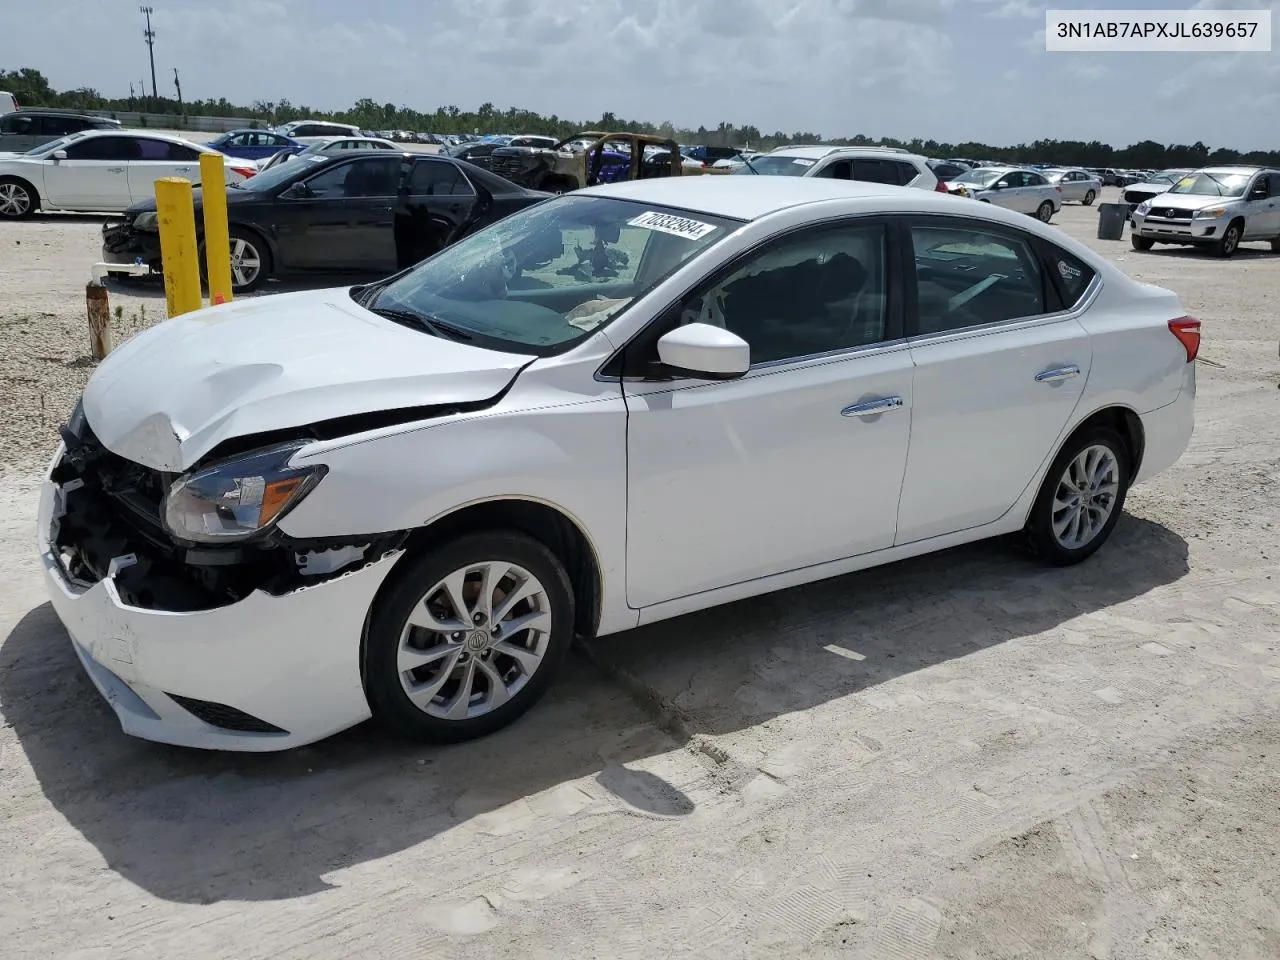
[0,515,1188,904]
[1136,245,1274,260]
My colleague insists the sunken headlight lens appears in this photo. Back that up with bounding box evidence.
[163,443,325,543]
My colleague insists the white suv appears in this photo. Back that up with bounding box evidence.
[730,145,945,192]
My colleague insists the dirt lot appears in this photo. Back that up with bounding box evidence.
[1,192,1279,959]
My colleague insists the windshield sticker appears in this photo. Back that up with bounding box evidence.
[792,158,816,166]
[628,211,718,241]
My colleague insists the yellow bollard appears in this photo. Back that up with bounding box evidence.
[155,177,204,317]
[199,152,233,304]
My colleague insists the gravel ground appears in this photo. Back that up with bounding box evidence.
[1,190,1279,959]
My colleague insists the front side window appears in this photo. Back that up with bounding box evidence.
[676,221,889,365]
[65,136,139,161]
[369,196,738,355]
[304,157,401,198]
[910,222,1046,335]
[0,114,35,135]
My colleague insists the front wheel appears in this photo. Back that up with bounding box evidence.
[227,229,269,292]
[1214,219,1243,258]
[1131,234,1155,251]
[1036,200,1054,222]
[1022,426,1130,566]
[364,531,575,744]
[0,177,37,219]
[1083,189,1096,206]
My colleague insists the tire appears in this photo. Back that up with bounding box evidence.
[0,176,38,219]
[1083,189,1096,206]
[1213,219,1243,258]
[1022,425,1131,566]
[1131,234,1155,251]
[227,228,270,292]
[1036,200,1054,223]
[364,530,575,744]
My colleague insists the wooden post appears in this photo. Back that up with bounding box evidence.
[86,280,113,360]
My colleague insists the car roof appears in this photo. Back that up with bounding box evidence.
[577,176,937,220]
[768,145,920,161]
[1198,165,1265,174]
[65,128,207,148]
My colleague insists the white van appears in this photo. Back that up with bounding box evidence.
[0,92,18,116]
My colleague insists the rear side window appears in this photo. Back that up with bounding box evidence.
[1038,242,1096,309]
[407,158,473,196]
[892,161,921,184]
[852,158,900,184]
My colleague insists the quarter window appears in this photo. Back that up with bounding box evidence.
[910,223,1046,335]
[679,222,889,365]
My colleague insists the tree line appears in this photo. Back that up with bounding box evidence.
[4,65,1277,169]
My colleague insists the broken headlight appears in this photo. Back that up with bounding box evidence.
[163,443,325,543]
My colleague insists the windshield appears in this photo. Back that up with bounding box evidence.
[233,154,327,191]
[953,168,1003,186]
[729,154,819,176]
[24,131,90,157]
[1168,172,1250,197]
[369,195,739,355]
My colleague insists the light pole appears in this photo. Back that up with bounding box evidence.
[140,6,157,100]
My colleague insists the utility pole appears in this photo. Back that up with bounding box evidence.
[140,6,157,100]
[173,67,183,112]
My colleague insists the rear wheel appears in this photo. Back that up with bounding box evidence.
[1022,425,1130,566]
[0,177,37,219]
[1083,189,1096,206]
[1131,234,1155,251]
[364,531,575,744]
[1036,200,1054,222]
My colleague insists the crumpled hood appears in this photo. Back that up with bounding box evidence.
[81,288,534,472]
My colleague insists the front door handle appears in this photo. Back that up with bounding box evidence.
[106,167,125,173]
[842,396,904,417]
[1035,364,1080,383]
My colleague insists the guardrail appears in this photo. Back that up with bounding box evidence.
[84,110,263,132]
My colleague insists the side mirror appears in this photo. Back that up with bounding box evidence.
[286,181,310,198]
[993,180,1008,190]
[1250,187,1268,200]
[656,323,750,380]
[52,149,68,161]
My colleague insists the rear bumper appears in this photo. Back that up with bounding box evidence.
[1134,365,1195,484]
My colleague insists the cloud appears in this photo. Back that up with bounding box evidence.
[1066,60,1110,81]
[980,0,1042,17]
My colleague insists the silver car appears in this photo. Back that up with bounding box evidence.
[947,166,1063,222]
[1044,168,1101,205]
[1130,166,1280,257]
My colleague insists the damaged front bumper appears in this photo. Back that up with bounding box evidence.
[37,439,404,751]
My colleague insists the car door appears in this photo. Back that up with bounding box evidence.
[621,218,914,608]
[1057,172,1080,201]
[986,171,1025,211]
[42,134,136,210]
[1241,172,1280,239]
[1024,171,1057,210]
[895,217,1093,544]
[126,138,200,203]
[395,157,480,267]
[275,155,401,272]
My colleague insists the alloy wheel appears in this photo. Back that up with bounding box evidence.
[0,182,31,217]
[397,561,552,721]
[1037,201,1054,222]
[1051,444,1120,550]
[230,237,262,288]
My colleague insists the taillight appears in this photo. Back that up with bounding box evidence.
[935,179,950,193]
[230,165,256,179]
[1168,316,1200,362]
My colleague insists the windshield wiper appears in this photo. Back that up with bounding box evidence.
[741,155,761,174]
[368,305,473,341]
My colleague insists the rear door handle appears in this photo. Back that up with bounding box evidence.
[842,396,904,417]
[1035,364,1080,383]
[106,167,125,173]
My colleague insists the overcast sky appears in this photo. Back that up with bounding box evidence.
[4,0,1278,149]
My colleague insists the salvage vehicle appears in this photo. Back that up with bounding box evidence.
[731,146,945,193]
[206,128,304,162]
[487,131,718,193]
[0,108,121,154]
[947,166,1062,222]
[102,151,550,292]
[0,130,254,219]
[1130,166,1280,257]
[1122,168,1193,217]
[42,176,1197,751]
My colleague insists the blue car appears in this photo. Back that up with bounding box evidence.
[206,129,304,161]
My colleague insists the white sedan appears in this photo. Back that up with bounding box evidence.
[1044,168,1102,205]
[255,135,399,172]
[947,166,1063,221]
[0,129,255,218]
[39,177,1197,751]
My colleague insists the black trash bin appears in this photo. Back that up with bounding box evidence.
[1096,202,1128,241]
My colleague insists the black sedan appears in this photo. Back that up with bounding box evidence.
[102,152,551,292]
